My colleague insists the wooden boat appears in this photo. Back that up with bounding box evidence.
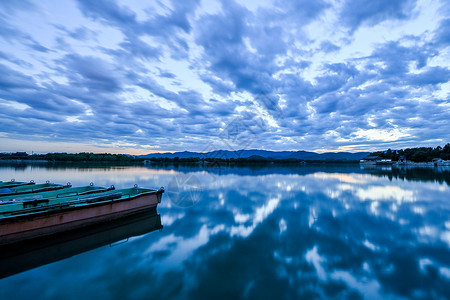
[0,186,164,246]
[0,182,71,197]
[0,184,115,204]
[0,210,162,279]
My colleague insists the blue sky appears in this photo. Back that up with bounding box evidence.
[0,0,449,154]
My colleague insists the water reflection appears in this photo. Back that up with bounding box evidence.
[0,210,162,279]
[0,163,449,299]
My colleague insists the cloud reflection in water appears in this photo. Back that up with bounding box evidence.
[0,164,449,299]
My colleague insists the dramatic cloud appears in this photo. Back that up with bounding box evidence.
[0,0,448,154]
[340,0,417,31]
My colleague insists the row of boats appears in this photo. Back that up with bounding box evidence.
[0,179,164,246]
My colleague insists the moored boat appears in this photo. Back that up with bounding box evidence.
[0,182,71,197]
[0,184,164,246]
[0,184,115,204]
[0,180,35,189]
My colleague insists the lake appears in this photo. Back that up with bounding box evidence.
[0,162,449,299]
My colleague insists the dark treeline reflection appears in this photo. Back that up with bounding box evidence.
[3,160,450,187]
[148,161,363,174]
[362,165,450,186]
[147,162,450,186]
[0,163,449,299]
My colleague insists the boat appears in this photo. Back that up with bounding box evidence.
[0,184,115,204]
[0,184,164,246]
[0,180,35,189]
[0,182,71,197]
[0,209,162,279]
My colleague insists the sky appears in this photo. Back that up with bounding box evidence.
[0,0,449,155]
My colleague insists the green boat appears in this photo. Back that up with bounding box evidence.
[0,184,114,205]
[0,182,71,197]
[0,185,164,245]
[0,180,35,189]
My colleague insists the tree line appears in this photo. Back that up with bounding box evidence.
[0,152,140,162]
[146,156,355,164]
[369,143,450,162]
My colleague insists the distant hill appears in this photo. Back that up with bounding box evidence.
[139,149,370,161]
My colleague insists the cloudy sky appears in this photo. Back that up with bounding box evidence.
[0,0,449,154]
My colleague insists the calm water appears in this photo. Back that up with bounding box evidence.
[0,162,449,299]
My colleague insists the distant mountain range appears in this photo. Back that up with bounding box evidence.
[139,149,370,161]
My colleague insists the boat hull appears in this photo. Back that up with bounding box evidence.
[0,210,162,279]
[0,190,163,245]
